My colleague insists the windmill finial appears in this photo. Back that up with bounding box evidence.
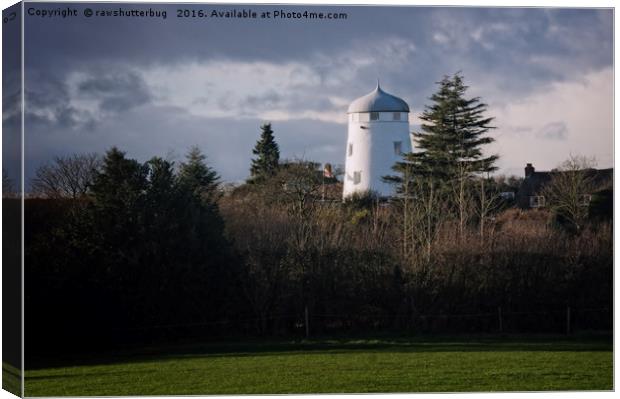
[376,78,381,90]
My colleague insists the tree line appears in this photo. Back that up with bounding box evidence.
[24,74,612,362]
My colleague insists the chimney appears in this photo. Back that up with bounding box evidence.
[525,163,535,178]
[323,163,334,179]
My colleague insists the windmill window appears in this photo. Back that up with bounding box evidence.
[393,112,401,121]
[393,141,403,155]
[353,171,362,185]
[370,112,380,121]
[348,143,353,157]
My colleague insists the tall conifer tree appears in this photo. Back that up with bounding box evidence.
[412,73,497,178]
[249,123,280,183]
[386,73,498,238]
[388,73,498,188]
[179,146,220,204]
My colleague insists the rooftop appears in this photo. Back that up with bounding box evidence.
[347,82,410,114]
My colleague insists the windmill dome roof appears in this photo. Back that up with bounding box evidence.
[347,83,410,114]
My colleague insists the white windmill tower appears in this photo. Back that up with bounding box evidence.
[343,81,411,199]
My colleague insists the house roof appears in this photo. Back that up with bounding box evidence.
[517,168,613,199]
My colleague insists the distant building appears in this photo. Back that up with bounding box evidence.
[343,82,411,199]
[516,163,613,209]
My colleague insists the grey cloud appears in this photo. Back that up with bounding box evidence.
[536,122,568,140]
[26,73,70,109]
[192,97,210,106]
[2,90,21,129]
[241,91,283,109]
[504,125,533,136]
[2,88,22,187]
[24,6,611,98]
[287,94,339,113]
[22,6,613,123]
[24,72,95,130]
[78,71,152,113]
[217,93,234,111]
[24,68,154,133]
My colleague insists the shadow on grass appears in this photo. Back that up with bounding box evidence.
[26,332,613,371]
[26,370,157,381]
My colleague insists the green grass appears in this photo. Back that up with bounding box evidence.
[3,362,22,397]
[24,336,613,396]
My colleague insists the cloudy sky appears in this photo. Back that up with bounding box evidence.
[4,2,613,186]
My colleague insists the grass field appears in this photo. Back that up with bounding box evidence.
[2,362,22,397]
[24,335,613,396]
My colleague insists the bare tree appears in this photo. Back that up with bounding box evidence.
[451,161,475,238]
[542,155,597,232]
[276,161,320,333]
[412,177,451,263]
[474,176,502,244]
[220,195,293,335]
[31,153,102,199]
[386,159,450,265]
[269,160,323,251]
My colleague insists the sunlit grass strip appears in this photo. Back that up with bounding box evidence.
[25,338,613,396]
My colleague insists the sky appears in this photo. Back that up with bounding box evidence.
[2,2,614,186]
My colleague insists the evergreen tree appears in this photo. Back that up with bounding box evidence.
[175,146,231,324]
[76,147,232,333]
[387,73,497,187]
[90,147,149,229]
[84,147,151,327]
[249,123,280,183]
[179,146,220,205]
[412,73,497,179]
[386,73,498,241]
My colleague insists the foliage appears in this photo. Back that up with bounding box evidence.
[387,73,498,239]
[411,73,498,179]
[494,174,523,193]
[342,190,379,211]
[385,73,500,255]
[25,147,233,355]
[25,145,612,363]
[249,123,280,183]
[178,145,221,205]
